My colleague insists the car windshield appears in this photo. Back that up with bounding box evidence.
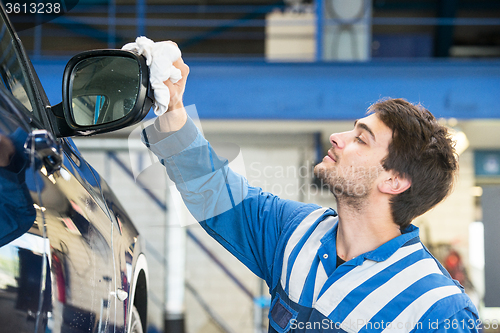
[0,11,35,114]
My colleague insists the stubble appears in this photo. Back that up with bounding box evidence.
[314,160,384,211]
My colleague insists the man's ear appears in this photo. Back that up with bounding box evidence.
[378,172,411,195]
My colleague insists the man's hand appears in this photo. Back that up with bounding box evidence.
[155,42,190,132]
[163,42,189,112]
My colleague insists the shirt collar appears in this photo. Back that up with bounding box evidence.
[357,224,420,263]
[320,222,420,266]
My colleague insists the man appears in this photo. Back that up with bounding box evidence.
[142,55,479,332]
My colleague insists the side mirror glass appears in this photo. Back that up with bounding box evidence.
[71,56,140,126]
[60,50,153,136]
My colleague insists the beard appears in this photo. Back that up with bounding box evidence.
[313,160,384,210]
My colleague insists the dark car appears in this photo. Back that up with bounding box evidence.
[0,3,154,333]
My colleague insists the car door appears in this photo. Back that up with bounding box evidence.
[51,137,120,332]
[0,88,48,333]
[0,6,121,332]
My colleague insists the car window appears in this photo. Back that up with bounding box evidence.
[0,12,39,120]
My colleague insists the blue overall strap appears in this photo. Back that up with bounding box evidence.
[280,207,336,303]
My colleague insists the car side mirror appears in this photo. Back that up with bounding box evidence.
[52,49,153,137]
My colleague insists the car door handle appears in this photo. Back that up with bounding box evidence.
[112,289,129,302]
[25,129,63,175]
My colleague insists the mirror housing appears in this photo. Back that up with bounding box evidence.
[53,49,153,137]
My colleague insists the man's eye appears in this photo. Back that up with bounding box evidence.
[355,137,366,144]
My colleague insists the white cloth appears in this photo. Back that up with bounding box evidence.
[122,36,182,116]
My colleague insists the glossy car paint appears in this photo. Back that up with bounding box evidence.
[0,4,148,333]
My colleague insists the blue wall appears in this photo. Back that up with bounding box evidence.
[33,59,500,120]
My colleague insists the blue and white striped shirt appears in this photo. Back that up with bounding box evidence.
[143,116,479,333]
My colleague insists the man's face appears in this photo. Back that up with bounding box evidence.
[314,114,393,204]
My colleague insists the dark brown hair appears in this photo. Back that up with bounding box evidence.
[369,98,458,230]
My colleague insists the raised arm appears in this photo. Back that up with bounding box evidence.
[141,52,316,284]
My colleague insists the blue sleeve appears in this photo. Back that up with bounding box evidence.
[142,116,310,284]
[432,308,480,333]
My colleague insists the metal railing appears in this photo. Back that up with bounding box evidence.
[13,1,500,61]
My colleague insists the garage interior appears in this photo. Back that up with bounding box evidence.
[17,0,500,332]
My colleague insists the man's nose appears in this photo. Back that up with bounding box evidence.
[330,132,346,149]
